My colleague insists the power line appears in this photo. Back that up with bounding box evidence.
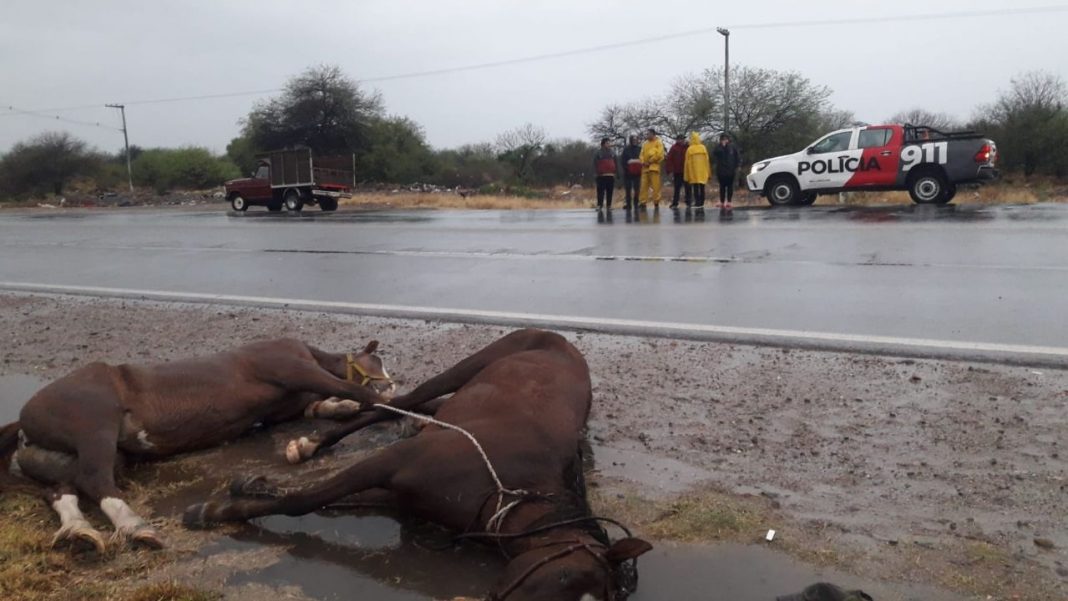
[358,5,1068,83]
[2,4,1066,116]
[2,105,123,132]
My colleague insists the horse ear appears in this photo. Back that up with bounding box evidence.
[605,537,652,563]
[363,340,379,354]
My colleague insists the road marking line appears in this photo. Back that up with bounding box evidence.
[2,281,1066,361]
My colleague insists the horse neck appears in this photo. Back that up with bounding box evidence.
[498,495,602,557]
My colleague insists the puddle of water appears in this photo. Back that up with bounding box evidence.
[0,373,46,423]
[590,444,713,494]
[206,514,963,601]
[219,511,503,600]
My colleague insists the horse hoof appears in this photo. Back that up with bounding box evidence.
[52,525,107,554]
[131,526,166,550]
[230,475,273,498]
[285,437,317,464]
[182,502,213,529]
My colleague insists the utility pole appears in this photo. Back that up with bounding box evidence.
[106,103,134,192]
[716,28,730,136]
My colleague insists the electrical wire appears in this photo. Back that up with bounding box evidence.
[2,105,123,132]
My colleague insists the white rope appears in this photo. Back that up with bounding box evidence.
[371,403,528,531]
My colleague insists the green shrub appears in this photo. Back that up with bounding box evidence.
[132,147,240,193]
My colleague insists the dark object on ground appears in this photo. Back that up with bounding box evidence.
[776,582,874,601]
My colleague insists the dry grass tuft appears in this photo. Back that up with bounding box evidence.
[119,581,220,601]
[342,192,590,210]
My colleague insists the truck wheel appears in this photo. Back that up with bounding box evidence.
[798,192,817,206]
[908,170,948,204]
[319,198,338,212]
[284,191,304,212]
[766,176,799,206]
[230,195,248,212]
[938,184,957,205]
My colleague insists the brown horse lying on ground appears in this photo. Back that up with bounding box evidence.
[184,328,652,601]
[0,337,393,552]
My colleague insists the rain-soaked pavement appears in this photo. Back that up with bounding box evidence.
[0,203,1065,358]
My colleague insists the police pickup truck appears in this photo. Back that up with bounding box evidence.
[746,124,998,206]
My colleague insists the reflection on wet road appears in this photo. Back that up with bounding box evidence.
[0,204,1065,356]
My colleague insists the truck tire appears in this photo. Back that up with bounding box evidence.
[319,198,338,212]
[939,184,957,205]
[230,194,248,212]
[284,190,304,212]
[766,175,800,206]
[908,169,948,204]
[798,192,818,206]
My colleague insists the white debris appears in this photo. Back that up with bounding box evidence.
[766,529,776,542]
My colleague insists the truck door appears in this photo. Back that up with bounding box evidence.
[247,162,272,201]
[846,126,900,188]
[796,129,858,191]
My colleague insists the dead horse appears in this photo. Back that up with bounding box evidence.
[185,329,653,601]
[0,337,394,553]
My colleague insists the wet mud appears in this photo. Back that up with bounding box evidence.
[1,292,1065,600]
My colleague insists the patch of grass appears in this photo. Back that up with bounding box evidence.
[341,192,589,210]
[119,581,221,601]
[589,486,771,544]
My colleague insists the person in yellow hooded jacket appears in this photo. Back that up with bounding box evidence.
[638,128,665,208]
[683,131,711,209]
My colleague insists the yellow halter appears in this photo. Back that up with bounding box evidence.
[346,353,392,387]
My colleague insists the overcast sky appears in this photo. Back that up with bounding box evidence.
[2,0,1066,155]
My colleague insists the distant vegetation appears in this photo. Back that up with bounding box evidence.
[2,65,1066,201]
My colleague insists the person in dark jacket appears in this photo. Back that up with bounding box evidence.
[619,135,642,211]
[665,134,690,208]
[712,133,742,210]
[593,137,618,210]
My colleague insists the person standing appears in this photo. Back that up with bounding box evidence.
[592,137,618,211]
[620,135,642,211]
[665,134,690,209]
[639,128,665,209]
[712,133,742,210]
[683,132,710,209]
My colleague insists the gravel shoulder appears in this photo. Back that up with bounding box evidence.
[1,292,1065,600]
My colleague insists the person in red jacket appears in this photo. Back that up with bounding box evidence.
[665,134,690,209]
[592,137,618,211]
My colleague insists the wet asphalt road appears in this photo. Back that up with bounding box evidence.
[0,203,1065,359]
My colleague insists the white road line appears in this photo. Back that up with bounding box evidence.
[2,281,1066,361]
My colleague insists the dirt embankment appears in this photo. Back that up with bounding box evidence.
[0,293,1065,600]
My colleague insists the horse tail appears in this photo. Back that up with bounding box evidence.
[0,421,43,496]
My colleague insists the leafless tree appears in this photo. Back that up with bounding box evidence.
[887,108,962,131]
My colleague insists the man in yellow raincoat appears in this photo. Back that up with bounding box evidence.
[683,132,711,209]
[639,129,665,208]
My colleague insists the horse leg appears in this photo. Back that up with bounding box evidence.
[72,427,164,550]
[185,437,413,527]
[287,328,557,463]
[48,485,107,554]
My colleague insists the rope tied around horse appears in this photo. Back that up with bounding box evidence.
[369,402,531,532]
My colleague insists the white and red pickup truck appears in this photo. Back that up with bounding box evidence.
[746,124,998,206]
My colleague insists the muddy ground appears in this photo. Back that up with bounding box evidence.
[0,292,1065,600]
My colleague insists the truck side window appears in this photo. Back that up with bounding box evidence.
[254,164,269,179]
[859,129,892,149]
[812,132,852,154]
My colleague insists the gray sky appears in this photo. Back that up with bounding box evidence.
[2,0,1066,155]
